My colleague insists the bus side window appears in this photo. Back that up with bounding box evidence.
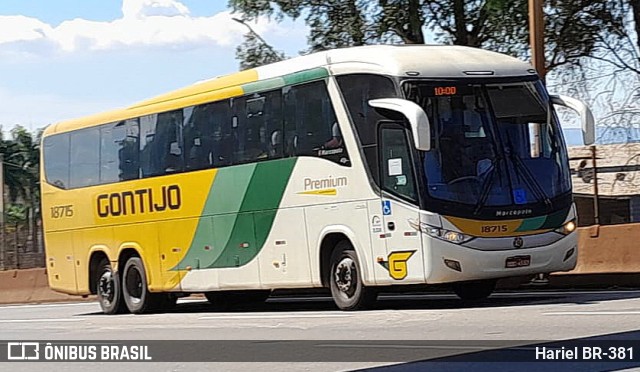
[211,100,233,167]
[43,134,70,189]
[283,80,349,166]
[100,119,139,183]
[69,128,100,188]
[379,125,418,202]
[336,74,397,182]
[140,110,184,176]
[139,114,158,177]
[232,89,283,164]
[120,120,140,181]
[183,104,213,171]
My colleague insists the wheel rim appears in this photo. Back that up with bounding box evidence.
[125,266,143,305]
[98,270,115,307]
[334,257,357,298]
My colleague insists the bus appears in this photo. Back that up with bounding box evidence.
[41,45,594,314]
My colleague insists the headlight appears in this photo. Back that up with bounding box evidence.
[555,219,577,235]
[421,222,473,244]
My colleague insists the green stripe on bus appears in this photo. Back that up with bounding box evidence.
[242,77,286,95]
[515,215,546,232]
[209,158,297,268]
[540,207,570,229]
[241,68,328,95]
[173,158,297,271]
[172,164,255,270]
[282,67,328,86]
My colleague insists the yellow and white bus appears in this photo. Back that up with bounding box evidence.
[41,45,594,314]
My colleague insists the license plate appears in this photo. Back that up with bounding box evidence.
[505,255,531,268]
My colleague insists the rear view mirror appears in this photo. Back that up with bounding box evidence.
[550,95,595,145]
[369,98,431,151]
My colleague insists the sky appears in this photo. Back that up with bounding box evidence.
[0,0,602,146]
[0,0,309,131]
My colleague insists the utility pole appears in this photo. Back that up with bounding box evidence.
[0,154,4,270]
[529,0,546,81]
[529,0,549,286]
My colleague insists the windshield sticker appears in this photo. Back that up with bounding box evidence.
[513,188,527,204]
[388,158,403,176]
[396,175,407,186]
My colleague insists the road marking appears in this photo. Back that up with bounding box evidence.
[0,302,96,310]
[544,311,640,316]
[0,318,85,323]
[317,343,502,350]
[199,314,353,320]
[315,343,539,354]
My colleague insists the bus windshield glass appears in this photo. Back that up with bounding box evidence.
[404,80,571,216]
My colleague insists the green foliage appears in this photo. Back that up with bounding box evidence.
[229,0,628,72]
[0,125,40,215]
[236,32,286,70]
[6,204,27,224]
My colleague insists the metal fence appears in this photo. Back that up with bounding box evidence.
[0,220,44,270]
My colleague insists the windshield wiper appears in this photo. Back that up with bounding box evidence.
[473,158,499,215]
[504,138,552,208]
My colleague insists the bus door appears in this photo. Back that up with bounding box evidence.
[378,122,425,284]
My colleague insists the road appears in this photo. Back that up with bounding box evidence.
[1,290,640,371]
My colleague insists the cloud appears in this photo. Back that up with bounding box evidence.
[0,0,275,54]
[122,0,190,19]
[0,15,53,44]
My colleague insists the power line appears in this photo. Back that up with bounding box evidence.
[546,71,621,89]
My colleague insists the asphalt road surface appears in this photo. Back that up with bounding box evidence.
[1,289,640,371]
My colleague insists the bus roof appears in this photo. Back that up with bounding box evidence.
[44,45,536,136]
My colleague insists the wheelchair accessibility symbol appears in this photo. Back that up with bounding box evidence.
[513,188,527,205]
[382,200,392,216]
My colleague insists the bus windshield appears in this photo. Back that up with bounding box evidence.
[404,80,571,217]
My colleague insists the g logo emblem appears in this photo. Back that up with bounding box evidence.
[380,251,416,280]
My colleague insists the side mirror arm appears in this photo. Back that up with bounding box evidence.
[550,95,595,145]
[369,98,431,151]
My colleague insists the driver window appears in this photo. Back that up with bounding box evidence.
[379,125,417,202]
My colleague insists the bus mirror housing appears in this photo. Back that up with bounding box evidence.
[550,95,595,145]
[369,98,431,151]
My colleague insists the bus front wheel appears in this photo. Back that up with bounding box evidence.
[96,259,125,315]
[122,257,161,314]
[452,279,496,302]
[329,242,376,310]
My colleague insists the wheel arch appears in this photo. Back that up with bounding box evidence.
[88,248,110,295]
[317,225,373,287]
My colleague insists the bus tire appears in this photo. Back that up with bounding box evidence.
[329,242,376,310]
[96,259,126,315]
[122,257,160,314]
[452,279,496,302]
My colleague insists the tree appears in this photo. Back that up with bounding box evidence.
[229,0,627,73]
[234,19,286,70]
[1,126,39,205]
[0,126,41,250]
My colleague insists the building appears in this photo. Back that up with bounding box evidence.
[569,143,640,226]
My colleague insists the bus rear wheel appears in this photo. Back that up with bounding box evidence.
[452,279,496,302]
[329,242,376,310]
[96,259,125,315]
[122,257,163,314]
